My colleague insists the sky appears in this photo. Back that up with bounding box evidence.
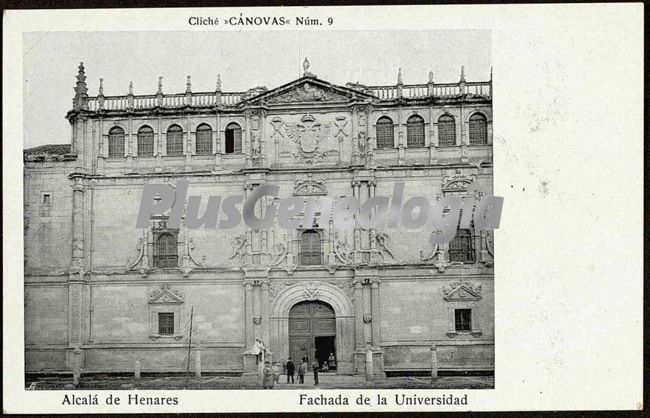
[23,30,490,148]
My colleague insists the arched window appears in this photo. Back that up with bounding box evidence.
[166,125,183,156]
[406,115,425,147]
[137,126,154,157]
[195,124,213,155]
[375,117,394,149]
[300,230,322,265]
[437,115,456,147]
[225,123,242,154]
[108,127,125,157]
[153,232,178,268]
[449,228,475,263]
[469,113,488,145]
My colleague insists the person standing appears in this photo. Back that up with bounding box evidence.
[312,360,319,385]
[328,352,336,371]
[285,357,295,384]
[262,361,274,389]
[298,360,307,384]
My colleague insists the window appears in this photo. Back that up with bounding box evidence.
[195,124,213,155]
[158,312,175,335]
[375,117,394,149]
[469,113,488,145]
[153,231,178,268]
[166,125,183,156]
[449,228,475,263]
[108,127,125,157]
[437,115,456,147]
[454,309,472,332]
[42,194,51,205]
[300,230,322,265]
[406,115,425,147]
[225,123,242,154]
[137,126,154,157]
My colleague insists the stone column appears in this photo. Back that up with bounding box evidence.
[365,344,373,381]
[244,282,254,348]
[260,110,267,166]
[368,181,377,251]
[363,282,371,345]
[126,116,133,169]
[134,360,141,380]
[370,280,381,348]
[261,281,270,344]
[430,344,438,382]
[351,106,359,164]
[253,281,261,339]
[354,281,364,349]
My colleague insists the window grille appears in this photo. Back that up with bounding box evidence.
[108,127,125,157]
[153,231,178,268]
[454,309,472,332]
[437,115,456,147]
[225,123,242,154]
[300,230,322,265]
[375,117,394,149]
[137,126,154,157]
[449,228,475,263]
[158,312,174,335]
[195,124,213,155]
[166,125,183,156]
[469,113,488,145]
[406,115,425,147]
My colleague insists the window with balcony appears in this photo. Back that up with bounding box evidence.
[375,116,394,149]
[469,113,488,145]
[166,125,183,156]
[300,230,322,265]
[406,115,425,147]
[225,123,242,154]
[153,231,178,268]
[437,115,456,147]
[195,123,213,155]
[108,127,125,157]
[137,125,154,157]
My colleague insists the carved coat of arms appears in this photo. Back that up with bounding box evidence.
[286,114,331,163]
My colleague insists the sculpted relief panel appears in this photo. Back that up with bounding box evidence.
[272,113,350,165]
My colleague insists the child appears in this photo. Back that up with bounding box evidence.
[262,361,274,389]
[272,362,281,384]
[298,360,307,384]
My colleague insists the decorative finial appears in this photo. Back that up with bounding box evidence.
[186,75,192,93]
[73,62,88,110]
[128,81,133,95]
[460,66,466,82]
[428,71,434,83]
[303,57,310,76]
[98,78,104,95]
[216,74,222,91]
[397,68,403,85]
[157,76,163,94]
[77,62,86,80]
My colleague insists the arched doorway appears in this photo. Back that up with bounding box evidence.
[289,301,336,370]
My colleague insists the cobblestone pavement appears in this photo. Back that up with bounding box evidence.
[27,373,494,390]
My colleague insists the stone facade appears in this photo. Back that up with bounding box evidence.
[24,60,494,376]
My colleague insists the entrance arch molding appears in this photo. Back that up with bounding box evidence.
[270,281,356,374]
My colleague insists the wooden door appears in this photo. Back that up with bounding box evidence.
[288,301,335,366]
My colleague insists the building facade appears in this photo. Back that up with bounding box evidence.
[24,60,494,377]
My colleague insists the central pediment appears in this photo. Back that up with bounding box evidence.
[244,76,374,105]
